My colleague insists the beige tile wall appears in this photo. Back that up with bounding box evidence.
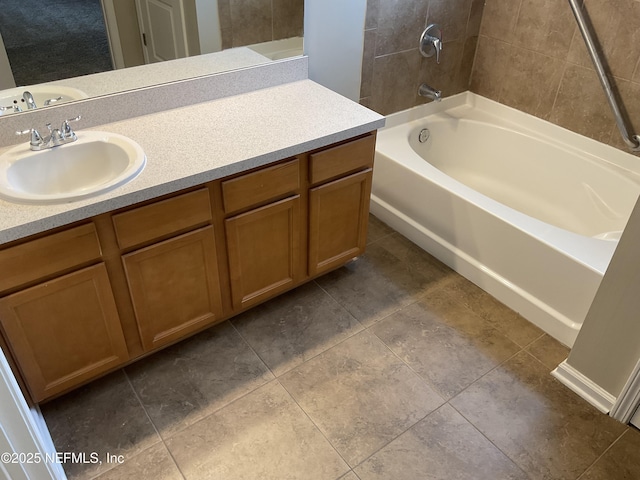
[360,0,485,115]
[218,0,304,49]
[471,0,640,153]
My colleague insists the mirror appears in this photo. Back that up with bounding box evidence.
[0,0,304,114]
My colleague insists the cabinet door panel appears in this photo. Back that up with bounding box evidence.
[0,264,128,402]
[123,226,223,351]
[309,169,372,276]
[226,196,301,311]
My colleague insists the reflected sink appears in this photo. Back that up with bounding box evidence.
[0,85,88,115]
[0,131,146,204]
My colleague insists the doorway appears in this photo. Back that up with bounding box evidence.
[0,0,113,86]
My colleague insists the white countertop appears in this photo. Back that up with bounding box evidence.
[0,80,384,245]
[55,48,273,98]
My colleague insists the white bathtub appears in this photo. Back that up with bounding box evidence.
[371,92,640,347]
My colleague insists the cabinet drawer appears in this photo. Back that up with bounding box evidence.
[222,159,300,214]
[309,134,375,185]
[0,223,101,293]
[113,188,212,250]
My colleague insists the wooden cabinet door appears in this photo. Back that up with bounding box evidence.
[309,169,372,276]
[225,195,301,311]
[0,264,128,402]
[123,226,223,352]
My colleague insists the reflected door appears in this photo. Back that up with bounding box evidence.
[135,0,190,63]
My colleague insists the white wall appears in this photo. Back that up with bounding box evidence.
[304,0,367,101]
[0,32,16,90]
[0,348,63,480]
[195,0,222,54]
[565,191,640,399]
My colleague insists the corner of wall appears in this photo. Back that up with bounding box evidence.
[552,360,616,413]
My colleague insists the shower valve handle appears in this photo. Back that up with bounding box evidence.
[420,24,443,64]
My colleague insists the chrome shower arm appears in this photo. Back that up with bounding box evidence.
[568,0,640,152]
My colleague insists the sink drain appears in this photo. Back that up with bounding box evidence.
[418,128,430,143]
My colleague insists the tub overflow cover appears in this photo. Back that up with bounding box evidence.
[419,128,430,143]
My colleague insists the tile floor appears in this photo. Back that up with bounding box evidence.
[40,215,640,480]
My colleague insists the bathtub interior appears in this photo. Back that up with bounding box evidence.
[371,92,640,347]
[409,119,639,240]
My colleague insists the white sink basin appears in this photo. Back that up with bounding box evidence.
[0,85,88,115]
[0,131,146,204]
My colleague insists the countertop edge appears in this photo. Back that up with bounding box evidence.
[0,81,384,245]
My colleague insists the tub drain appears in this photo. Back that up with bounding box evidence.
[418,128,430,143]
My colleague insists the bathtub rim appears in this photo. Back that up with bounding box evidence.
[385,92,640,177]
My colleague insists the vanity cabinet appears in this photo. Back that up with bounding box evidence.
[0,131,376,403]
[0,225,128,402]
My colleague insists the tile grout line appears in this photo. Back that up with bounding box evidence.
[575,428,629,480]
[343,404,448,473]
[445,399,530,479]
[445,345,622,480]
[122,369,188,480]
[275,377,354,474]
[521,343,566,372]
[441,347,533,478]
[84,369,166,480]
[365,319,447,402]
[255,301,441,473]
[230,310,386,403]
[313,275,418,333]
[358,222,547,400]
[519,343,627,453]
[228,319,278,380]
[447,344,526,404]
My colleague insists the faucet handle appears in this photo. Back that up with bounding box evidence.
[16,128,45,148]
[44,96,63,106]
[420,24,443,64]
[2,104,22,113]
[61,115,81,139]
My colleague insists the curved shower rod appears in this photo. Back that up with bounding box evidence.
[567,0,640,152]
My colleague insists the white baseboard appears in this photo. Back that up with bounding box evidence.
[552,360,616,414]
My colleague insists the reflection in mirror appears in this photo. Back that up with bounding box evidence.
[0,0,304,113]
[1,0,112,86]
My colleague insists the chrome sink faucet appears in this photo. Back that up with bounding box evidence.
[22,91,37,110]
[16,115,82,151]
[1,92,64,115]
